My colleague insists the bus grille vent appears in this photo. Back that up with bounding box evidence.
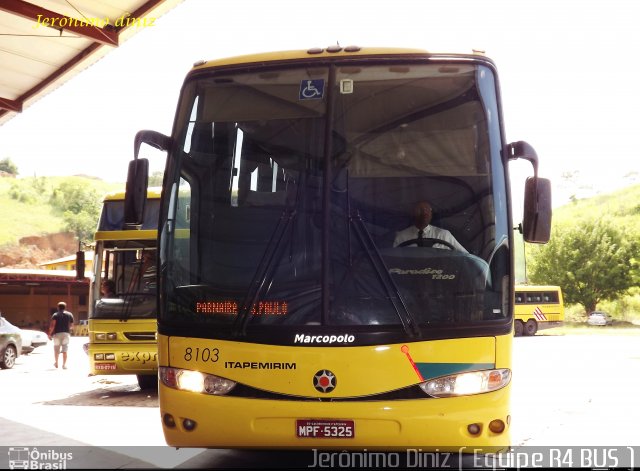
[124,332,155,341]
[228,384,430,401]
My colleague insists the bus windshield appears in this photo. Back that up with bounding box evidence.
[91,195,160,321]
[98,198,160,231]
[161,60,510,341]
[92,245,156,320]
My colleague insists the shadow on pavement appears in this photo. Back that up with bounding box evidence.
[41,380,158,407]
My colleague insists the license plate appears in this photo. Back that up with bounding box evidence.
[296,419,355,438]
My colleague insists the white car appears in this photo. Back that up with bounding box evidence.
[20,329,49,354]
[0,316,22,368]
[587,311,614,326]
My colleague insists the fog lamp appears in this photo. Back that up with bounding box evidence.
[468,423,481,435]
[183,418,197,431]
[163,413,176,428]
[489,419,506,434]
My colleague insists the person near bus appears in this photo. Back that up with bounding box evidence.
[47,301,74,369]
[100,278,117,298]
[393,200,467,252]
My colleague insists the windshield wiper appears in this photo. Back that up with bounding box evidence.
[350,210,421,338]
[334,166,421,337]
[232,209,297,336]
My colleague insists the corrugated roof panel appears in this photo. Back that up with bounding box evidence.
[37,0,130,24]
[0,12,88,64]
[0,0,184,124]
[0,11,93,100]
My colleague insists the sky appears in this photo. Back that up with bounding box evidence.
[1,0,639,208]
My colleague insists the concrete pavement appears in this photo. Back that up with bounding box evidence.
[0,337,205,468]
[5,331,640,468]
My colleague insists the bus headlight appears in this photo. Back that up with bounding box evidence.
[419,369,511,398]
[159,367,236,395]
[94,332,117,341]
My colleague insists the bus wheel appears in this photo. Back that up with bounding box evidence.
[137,374,158,390]
[514,320,524,337]
[524,319,538,336]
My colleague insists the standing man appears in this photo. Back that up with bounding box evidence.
[48,301,74,369]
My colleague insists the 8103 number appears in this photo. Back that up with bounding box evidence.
[184,347,219,363]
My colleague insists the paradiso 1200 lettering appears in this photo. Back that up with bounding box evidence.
[389,267,456,279]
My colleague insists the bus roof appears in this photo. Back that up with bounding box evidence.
[191,47,490,72]
[515,285,562,292]
[103,186,162,201]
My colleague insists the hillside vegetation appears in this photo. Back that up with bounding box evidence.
[0,175,123,246]
[516,183,640,278]
[2,175,639,289]
[523,183,640,321]
[552,183,640,232]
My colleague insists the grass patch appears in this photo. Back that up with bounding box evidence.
[539,321,640,336]
[0,176,123,245]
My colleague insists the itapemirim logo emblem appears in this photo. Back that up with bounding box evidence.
[8,447,73,469]
[313,369,337,393]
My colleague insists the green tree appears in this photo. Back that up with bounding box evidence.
[0,157,18,175]
[62,210,98,242]
[50,182,101,242]
[528,219,638,314]
[149,171,164,186]
[50,182,101,215]
[8,177,49,204]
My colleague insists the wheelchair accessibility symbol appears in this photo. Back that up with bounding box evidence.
[299,79,324,100]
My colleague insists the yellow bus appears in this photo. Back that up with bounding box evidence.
[88,188,160,390]
[514,285,564,336]
[124,47,551,449]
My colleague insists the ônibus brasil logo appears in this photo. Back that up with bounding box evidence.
[8,447,73,469]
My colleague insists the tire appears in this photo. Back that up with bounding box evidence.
[137,374,158,390]
[524,319,538,336]
[514,320,524,337]
[1,344,17,369]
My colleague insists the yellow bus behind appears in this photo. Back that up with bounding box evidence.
[514,285,564,336]
[88,188,160,389]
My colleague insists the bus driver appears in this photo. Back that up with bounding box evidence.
[393,201,467,252]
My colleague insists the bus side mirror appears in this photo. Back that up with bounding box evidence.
[125,130,171,227]
[133,130,171,160]
[124,158,149,227]
[522,177,552,243]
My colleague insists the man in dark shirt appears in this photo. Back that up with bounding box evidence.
[48,301,74,369]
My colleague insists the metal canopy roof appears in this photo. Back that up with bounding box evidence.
[0,0,184,126]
